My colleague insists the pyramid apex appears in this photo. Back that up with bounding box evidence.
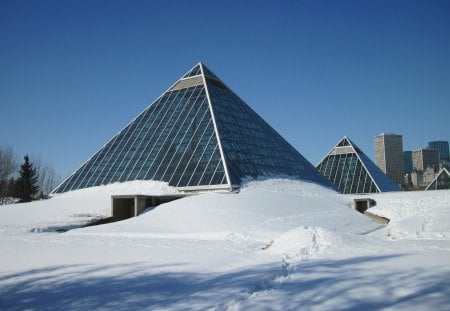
[181,62,216,79]
[336,136,352,147]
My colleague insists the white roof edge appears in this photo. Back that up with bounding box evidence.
[199,63,233,189]
[177,183,234,192]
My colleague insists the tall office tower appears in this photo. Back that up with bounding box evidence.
[374,133,405,186]
[428,141,449,162]
[412,148,440,172]
[403,151,413,174]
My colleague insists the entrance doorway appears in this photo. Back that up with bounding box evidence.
[111,194,187,221]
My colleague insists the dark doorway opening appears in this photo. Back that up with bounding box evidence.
[353,198,376,213]
[111,194,187,221]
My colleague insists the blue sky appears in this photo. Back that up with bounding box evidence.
[1,0,449,179]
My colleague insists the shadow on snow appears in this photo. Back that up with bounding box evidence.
[1,254,449,310]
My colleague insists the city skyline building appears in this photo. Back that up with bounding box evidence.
[51,63,333,194]
[410,167,437,189]
[412,148,440,172]
[428,141,449,162]
[404,151,413,174]
[317,137,400,194]
[374,133,405,186]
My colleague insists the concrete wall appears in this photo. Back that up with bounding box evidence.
[111,195,187,221]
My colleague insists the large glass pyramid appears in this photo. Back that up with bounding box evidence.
[52,63,334,194]
[316,137,401,194]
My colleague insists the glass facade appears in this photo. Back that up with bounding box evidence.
[317,137,401,194]
[428,141,449,162]
[403,151,413,174]
[52,63,334,194]
[206,75,332,187]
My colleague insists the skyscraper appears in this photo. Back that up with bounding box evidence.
[317,137,400,194]
[52,63,334,194]
[374,133,405,186]
[403,151,413,174]
[412,149,440,172]
[428,141,449,162]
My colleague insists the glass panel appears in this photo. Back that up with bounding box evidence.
[201,64,221,80]
[182,64,201,78]
[53,81,227,193]
[337,138,350,147]
[207,85,332,188]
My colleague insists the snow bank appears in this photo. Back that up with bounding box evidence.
[366,190,450,240]
[0,180,177,234]
[1,179,450,310]
[72,179,375,241]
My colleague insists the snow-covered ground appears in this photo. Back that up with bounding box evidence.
[1,179,449,310]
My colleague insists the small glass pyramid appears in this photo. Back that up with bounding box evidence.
[425,167,450,190]
[317,136,401,194]
[52,63,334,194]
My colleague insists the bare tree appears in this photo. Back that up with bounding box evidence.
[0,146,17,181]
[0,146,18,204]
[0,149,60,203]
[31,155,61,199]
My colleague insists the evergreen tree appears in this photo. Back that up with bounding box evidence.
[16,155,39,202]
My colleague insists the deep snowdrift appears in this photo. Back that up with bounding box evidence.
[1,179,449,310]
[0,180,178,234]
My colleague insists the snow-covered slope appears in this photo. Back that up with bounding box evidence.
[366,190,450,241]
[0,180,177,234]
[1,179,449,310]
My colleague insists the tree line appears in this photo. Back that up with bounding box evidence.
[0,146,60,204]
